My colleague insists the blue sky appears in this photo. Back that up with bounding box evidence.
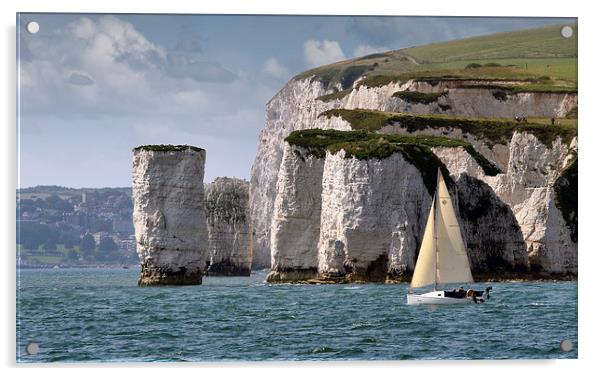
[17,14,574,188]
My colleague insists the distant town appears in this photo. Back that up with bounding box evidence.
[16,186,138,268]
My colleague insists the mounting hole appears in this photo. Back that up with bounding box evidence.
[26,21,39,34]
[560,339,573,352]
[25,342,39,355]
[560,26,573,38]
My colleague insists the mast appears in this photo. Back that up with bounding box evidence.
[433,168,440,291]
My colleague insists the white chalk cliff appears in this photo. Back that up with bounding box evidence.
[205,177,252,276]
[250,75,577,281]
[132,146,208,286]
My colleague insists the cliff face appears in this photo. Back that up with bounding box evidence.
[249,76,578,278]
[132,146,208,286]
[204,177,251,276]
[387,80,577,119]
[316,150,431,281]
[250,79,413,268]
[267,144,325,282]
[268,141,536,282]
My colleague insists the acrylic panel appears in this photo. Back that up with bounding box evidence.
[16,13,578,362]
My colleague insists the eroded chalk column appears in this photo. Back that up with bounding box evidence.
[132,145,208,286]
[204,177,252,276]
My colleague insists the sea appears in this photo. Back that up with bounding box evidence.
[16,268,577,362]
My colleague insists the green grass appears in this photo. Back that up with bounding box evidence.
[320,109,577,148]
[553,158,578,242]
[427,57,577,83]
[454,82,577,94]
[133,145,205,152]
[284,129,500,185]
[294,24,577,92]
[392,91,447,104]
[316,88,353,102]
[356,67,576,92]
[405,24,577,63]
[285,129,459,194]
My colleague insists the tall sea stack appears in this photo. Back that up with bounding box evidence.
[204,177,252,276]
[132,145,208,286]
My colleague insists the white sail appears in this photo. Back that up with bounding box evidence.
[410,170,473,289]
[410,200,436,288]
[435,173,473,285]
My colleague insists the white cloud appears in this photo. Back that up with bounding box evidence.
[261,57,289,80]
[18,15,277,187]
[303,39,345,68]
[19,16,257,120]
[66,72,95,86]
[352,44,389,58]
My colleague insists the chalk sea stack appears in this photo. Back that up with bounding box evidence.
[132,145,208,286]
[204,177,252,276]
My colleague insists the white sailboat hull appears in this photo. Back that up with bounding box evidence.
[407,291,474,305]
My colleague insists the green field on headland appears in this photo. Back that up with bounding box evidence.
[300,24,577,93]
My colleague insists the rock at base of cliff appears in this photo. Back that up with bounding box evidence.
[266,268,318,282]
[206,260,251,276]
[138,262,204,286]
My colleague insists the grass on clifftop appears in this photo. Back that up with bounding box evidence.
[133,145,205,153]
[392,91,447,104]
[320,109,577,148]
[284,129,500,189]
[295,24,576,94]
[316,88,353,102]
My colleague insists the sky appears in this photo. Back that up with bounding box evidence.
[17,14,574,188]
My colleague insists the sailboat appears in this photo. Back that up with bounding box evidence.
[407,169,492,305]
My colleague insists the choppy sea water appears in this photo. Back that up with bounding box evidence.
[16,268,577,362]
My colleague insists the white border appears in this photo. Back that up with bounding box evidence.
[2,1,599,375]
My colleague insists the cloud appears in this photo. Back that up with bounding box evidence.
[66,72,95,86]
[352,44,389,58]
[167,54,237,83]
[348,17,578,50]
[19,16,250,118]
[175,34,203,53]
[303,39,345,67]
[18,15,278,187]
[261,57,290,80]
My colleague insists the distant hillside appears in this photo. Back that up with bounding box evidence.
[296,23,577,91]
[18,186,132,200]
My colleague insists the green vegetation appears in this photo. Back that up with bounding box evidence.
[466,63,503,69]
[320,109,577,148]
[455,82,577,94]
[316,88,353,102]
[405,24,577,63]
[286,129,456,194]
[356,70,576,92]
[392,91,447,104]
[133,145,205,152]
[295,24,576,95]
[492,90,508,101]
[553,158,578,242]
[298,64,375,90]
[284,129,500,186]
